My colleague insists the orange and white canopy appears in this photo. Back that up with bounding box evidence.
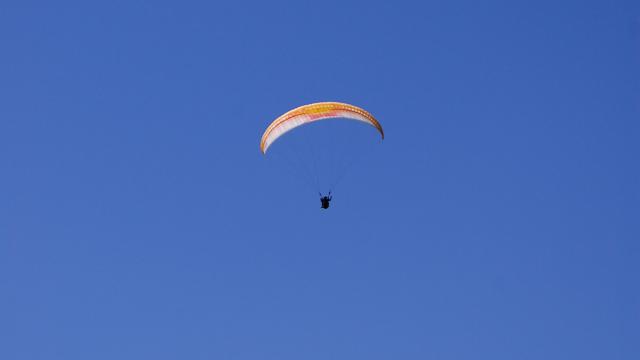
[260,102,384,153]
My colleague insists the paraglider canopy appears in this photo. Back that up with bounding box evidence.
[260,102,384,154]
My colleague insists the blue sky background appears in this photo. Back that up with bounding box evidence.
[1,1,639,359]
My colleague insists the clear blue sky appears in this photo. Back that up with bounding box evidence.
[2,1,639,359]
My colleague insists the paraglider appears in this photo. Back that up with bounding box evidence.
[260,102,383,209]
[320,192,332,209]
